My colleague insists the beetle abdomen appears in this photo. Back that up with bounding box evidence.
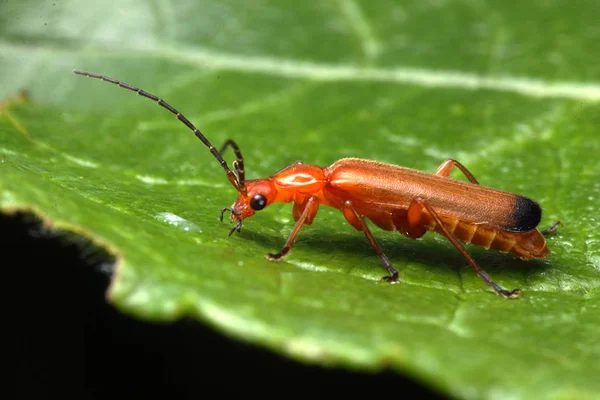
[423,215,550,259]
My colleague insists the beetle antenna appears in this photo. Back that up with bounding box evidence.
[219,139,246,189]
[72,69,246,193]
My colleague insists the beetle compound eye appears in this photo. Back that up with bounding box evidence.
[250,194,267,210]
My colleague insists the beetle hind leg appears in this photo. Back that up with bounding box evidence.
[435,159,480,184]
[408,197,522,299]
[541,221,562,236]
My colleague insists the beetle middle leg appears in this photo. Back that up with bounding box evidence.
[408,197,522,299]
[435,159,480,184]
[265,196,319,261]
[342,200,399,283]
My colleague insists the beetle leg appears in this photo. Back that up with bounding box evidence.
[343,200,399,284]
[435,159,480,184]
[408,197,522,299]
[541,221,562,236]
[265,196,319,261]
[292,196,318,224]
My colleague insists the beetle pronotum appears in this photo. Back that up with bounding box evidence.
[73,69,560,299]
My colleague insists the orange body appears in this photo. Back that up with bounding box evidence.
[239,158,549,260]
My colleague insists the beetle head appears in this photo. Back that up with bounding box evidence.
[220,179,278,235]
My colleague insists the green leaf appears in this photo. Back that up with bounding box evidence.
[2,1,599,399]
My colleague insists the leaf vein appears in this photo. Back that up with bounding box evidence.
[3,40,600,101]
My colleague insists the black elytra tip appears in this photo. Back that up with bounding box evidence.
[507,196,542,233]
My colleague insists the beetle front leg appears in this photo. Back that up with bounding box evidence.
[265,196,319,261]
[342,200,399,284]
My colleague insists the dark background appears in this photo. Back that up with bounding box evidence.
[6,210,444,398]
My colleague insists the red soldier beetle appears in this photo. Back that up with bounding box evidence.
[73,69,561,299]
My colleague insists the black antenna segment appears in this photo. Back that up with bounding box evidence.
[72,69,246,193]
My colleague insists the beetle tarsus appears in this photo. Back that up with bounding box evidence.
[499,288,522,299]
[265,246,290,261]
[541,221,562,236]
[220,207,236,222]
[228,221,242,236]
[380,270,400,284]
